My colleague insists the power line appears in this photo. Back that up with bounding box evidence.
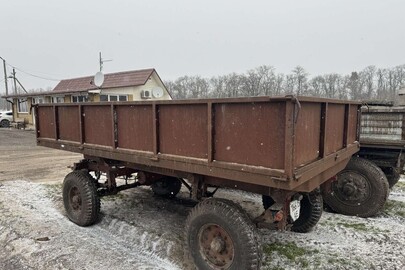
[5,62,61,81]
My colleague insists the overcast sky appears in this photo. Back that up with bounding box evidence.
[0,0,404,92]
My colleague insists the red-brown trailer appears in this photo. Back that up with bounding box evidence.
[35,96,360,269]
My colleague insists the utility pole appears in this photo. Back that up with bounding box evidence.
[12,68,17,95]
[0,57,10,110]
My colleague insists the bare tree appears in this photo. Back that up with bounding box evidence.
[274,74,285,95]
[224,73,243,97]
[240,69,262,96]
[308,76,325,97]
[291,66,308,95]
[164,63,405,101]
[359,66,376,99]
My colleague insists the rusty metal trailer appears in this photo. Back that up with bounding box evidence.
[35,96,360,270]
[323,105,405,217]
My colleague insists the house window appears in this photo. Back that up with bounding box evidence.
[99,94,127,102]
[18,99,28,113]
[72,95,88,103]
[52,96,65,103]
[33,97,44,104]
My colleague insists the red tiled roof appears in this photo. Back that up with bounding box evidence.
[52,68,155,92]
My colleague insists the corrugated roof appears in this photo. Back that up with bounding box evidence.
[52,68,155,92]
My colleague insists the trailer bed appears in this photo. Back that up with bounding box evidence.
[35,96,360,193]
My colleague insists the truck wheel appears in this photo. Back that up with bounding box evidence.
[262,192,323,233]
[185,198,261,270]
[62,170,100,226]
[323,157,389,218]
[381,167,401,189]
[151,177,182,198]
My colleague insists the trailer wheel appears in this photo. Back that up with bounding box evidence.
[381,167,401,189]
[62,170,100,226]
[323,157,389,218]
[185,198,261,270]
[151,177,182,198]
[262,191,323,233]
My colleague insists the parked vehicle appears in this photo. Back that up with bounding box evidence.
[35,96,360,269]
[0,110,12,127]
[323,104,404,217]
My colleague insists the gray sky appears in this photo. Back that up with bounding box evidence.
[0,0,404,91]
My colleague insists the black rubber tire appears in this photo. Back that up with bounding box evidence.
[381,167,401,189]
[151,177,182,198]
[262,191,323,233]
[323,157,389,218]
[0,119,10,128]
[185,198,261,270]
[62,170,100,226]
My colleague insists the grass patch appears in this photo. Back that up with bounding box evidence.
[264,242,307,260]
[263,242,318,268]
[44,183,63,198]
[337,222,368,231]
[100,193,126,201]
[337,221,389,233]
[392,181,405,192]
[384,200,405,218]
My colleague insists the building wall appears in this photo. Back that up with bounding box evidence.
[12,97,34,125]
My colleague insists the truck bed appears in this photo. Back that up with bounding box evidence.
[35,96,360,193]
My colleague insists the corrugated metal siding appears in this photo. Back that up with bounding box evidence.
[360,107,404,141]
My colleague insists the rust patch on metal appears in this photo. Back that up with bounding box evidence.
[214,102,285,169]
[325,104,345,155]
[37,106,55,139]
[159,104,208,158]
[348,104,358,143]
[294,102,321,167]
[58,106,80,142]
[116,105,153,152]
[83,105,112,146]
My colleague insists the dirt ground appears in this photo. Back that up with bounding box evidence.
[0,129,404,270]
[0,129,80,183]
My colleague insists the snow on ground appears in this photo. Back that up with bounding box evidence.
[1,178,404,270]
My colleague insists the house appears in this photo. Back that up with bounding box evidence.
[1,68,172,128]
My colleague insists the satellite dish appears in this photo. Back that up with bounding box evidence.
[94,72,104,87]
[152,87,164,98]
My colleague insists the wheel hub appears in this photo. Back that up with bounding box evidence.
[210,236,225,253]
[69,187,82,211]
[342,182,357,196]
[198,224,234,269]
[334,171,370,203]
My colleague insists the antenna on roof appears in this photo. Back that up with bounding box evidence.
[99,51,112,72]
